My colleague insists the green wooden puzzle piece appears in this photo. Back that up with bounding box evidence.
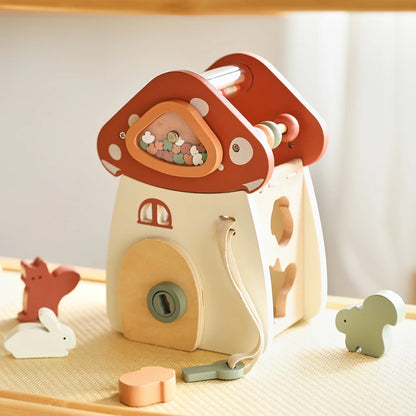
[163,139,173,151]
[335,290,405,358]
[139,140,148,151]
[173,153,185,165]
[182,360,245,383]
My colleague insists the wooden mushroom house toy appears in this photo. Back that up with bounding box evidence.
[97,52,328,369]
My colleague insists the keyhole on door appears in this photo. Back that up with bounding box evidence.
[157,293,172,316]
[147,282,187,323]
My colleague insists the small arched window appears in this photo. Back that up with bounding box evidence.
[137,198,173,229]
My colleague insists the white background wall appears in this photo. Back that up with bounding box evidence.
[1,11,415,301]
[0,12,289,269]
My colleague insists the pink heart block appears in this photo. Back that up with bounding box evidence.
[119,366,176,407]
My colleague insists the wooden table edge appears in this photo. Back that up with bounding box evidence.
[0,256,106,283]
[0,391,183,416]
[1,0,416,14]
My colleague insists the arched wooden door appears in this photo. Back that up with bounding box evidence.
[118,238,202,351]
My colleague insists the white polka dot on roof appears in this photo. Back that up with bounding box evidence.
[108,144,122,161]
[229,137,253,166]
[128,114,140,127]
[190,98,209,117]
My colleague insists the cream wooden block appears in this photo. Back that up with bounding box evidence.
[106,159,326,355]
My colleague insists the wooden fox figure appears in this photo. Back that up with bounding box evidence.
[18,257,80,322]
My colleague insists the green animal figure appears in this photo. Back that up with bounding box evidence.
[336,290,405,358]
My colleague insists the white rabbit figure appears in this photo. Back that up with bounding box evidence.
[4,307,76,358]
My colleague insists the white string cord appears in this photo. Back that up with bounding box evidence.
[216,215,265,373]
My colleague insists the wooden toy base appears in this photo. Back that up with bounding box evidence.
[1,266,416,415]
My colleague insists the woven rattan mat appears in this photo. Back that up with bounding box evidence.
[1,269,415,415]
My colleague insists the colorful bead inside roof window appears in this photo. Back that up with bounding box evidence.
[138,112,207,167]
